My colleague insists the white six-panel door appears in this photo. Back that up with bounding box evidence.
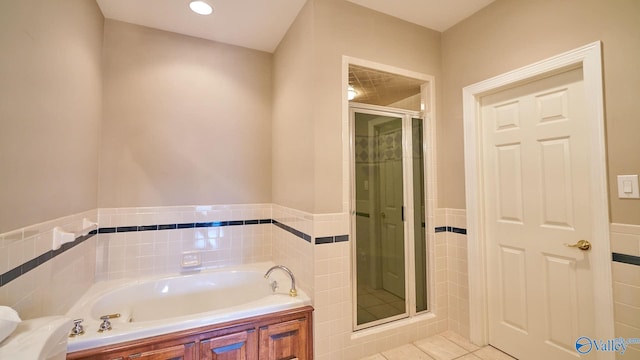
[481,67,595,359]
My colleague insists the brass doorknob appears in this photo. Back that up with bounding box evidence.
[564,239,591,251]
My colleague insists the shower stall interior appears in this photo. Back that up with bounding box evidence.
[351,104,428,330]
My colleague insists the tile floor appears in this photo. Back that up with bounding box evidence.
[360,331,518,360]
[357,284,405,325]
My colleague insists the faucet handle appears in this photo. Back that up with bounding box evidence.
[69,319,85,337]
[98,313,121,333]
[100,313,121,320]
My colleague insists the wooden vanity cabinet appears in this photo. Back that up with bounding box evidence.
[259,318,309,360]
[67,306,313,360]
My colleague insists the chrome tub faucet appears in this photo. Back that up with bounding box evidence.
[264,265,297,297]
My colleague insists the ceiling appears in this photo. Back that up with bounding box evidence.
[346,0,494,33]
[96,0,307,53]
[96,0,494,53]
[349,65,424,108]
[96,0,495,106]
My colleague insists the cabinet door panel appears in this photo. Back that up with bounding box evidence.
[259,319,307,360]
[128,343,195,360]
[201,330,258,360]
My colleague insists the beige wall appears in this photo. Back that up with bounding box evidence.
[99,20,273,207]
[273,0,441,214]
[441,0,640,225]
[272,2,316,213]
[0,0,103,233]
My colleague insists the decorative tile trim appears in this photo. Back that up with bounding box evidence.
[1,217,319,287]
[315,236,334,245]
[0,231,97,287]
[314,234,349,245]
[0,219,464,288]
[451,227,467,235]
[6,214,475,286]
[0,219,274,288]
[98,219,273,235]
[273,220,312,242]
[435,226,467,235]
[612,253,640,267]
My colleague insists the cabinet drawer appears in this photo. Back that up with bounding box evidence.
[200,329,258,360]
[128,343,195,360]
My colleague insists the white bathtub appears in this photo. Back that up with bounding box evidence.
[65,262,311,353]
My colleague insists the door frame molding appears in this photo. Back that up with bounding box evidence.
[462,41,614,355]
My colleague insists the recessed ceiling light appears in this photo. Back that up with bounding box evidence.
[348,85,358,100]
[189,1,213,15]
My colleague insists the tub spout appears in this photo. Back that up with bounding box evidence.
[264,265,297,297]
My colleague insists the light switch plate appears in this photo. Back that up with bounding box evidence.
[617,175,640,198]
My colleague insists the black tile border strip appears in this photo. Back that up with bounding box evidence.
[0,230,97,287]
[139,225,158,231]
[314,234,350,245]
[451,227,467,235]
[0,219,278,288]
[272,220,312,243]
[315,236,334,245]
[117,226,138,232]
[435,226,467,235]
[103,220,274,235]
[612,253,640,266]
[1,219,472,288]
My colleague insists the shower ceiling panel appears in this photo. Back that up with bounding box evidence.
[349,65,424,106]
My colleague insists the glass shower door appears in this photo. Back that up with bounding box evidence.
[352,106,429,330]
[354,111,407,327]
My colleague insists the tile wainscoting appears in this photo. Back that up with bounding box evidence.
[610,223,640,359]
[0,205,472,360]
[94,204,275,281]
[3,208,636,358]
[0,210,98,318]
[0,204,351,319]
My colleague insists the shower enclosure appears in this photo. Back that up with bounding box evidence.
[351,104,428,330]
